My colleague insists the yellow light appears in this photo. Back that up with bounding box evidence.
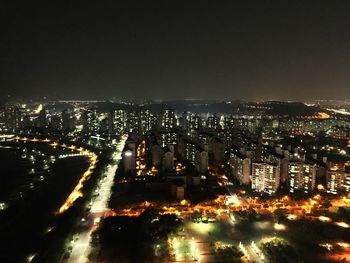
[337,242,350,248]
[50,142,59,147]
[314,112,330,119]
[34,104,43,114]
[336,222,350,228]
[57,154,97,214]
[282,195,289,201]
[319,216,331,222]
[13,135,99,215]
[180,199,189,206]
[274,223,286,230]
[319,243,333,251]
[313,194,321,200]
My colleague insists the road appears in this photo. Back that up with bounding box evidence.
[66,136,127,263]
[246,244,264,263]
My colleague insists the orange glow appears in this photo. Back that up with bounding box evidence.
[315,112,330,119]
[313,194,321,200]
[180,199,190,206]
[176,163,182,173]
[50,142,59,147]
[135,140,146,176]
[151,166,158,176]
[330,163,343,171]
[317,184,325,191]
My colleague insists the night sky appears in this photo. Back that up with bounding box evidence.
[1,1,350,101]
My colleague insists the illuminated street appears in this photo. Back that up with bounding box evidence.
[66,136,127,263]
[7,136,99,214]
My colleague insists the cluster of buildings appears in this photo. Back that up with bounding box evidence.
[327,163,350,195]
[229,145,320,196]
[0,103,79,133]
[2,101,350,198]
[229,137,350,196]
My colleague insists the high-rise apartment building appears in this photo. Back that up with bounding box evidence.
[251,162,280,195]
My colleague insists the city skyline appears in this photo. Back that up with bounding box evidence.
[2,1,350,262]
[1,99,350,262]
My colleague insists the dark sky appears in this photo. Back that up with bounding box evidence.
[1,0,350,101]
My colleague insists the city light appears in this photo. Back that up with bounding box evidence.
[287,214,297,220]
[2,101,350,263]
[66,137,126,263]
[319,216,332,222]
[33,104,43,114]
[57,153,98,214]
[170,237,199,262]
[335,222,350,228]
[9,136,101,214]
[2,2,350,262]
[337,242,350,248]
[26,254,37,263]
[274,223,287,230]
[0,202,7,211]
[124,151,132,157]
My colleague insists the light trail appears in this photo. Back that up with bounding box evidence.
[67,135,127,263]
[57,154,97,214]
[56,144,98,214]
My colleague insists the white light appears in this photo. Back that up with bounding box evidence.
[0,202,7,210]
[26,254,37,263]
[124,151,132,157]
[287,214,297,220]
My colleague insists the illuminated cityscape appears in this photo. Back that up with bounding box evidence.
[1,100,350,263]
[2,1,350,263]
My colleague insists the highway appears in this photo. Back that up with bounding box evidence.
[66,136,127,263]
